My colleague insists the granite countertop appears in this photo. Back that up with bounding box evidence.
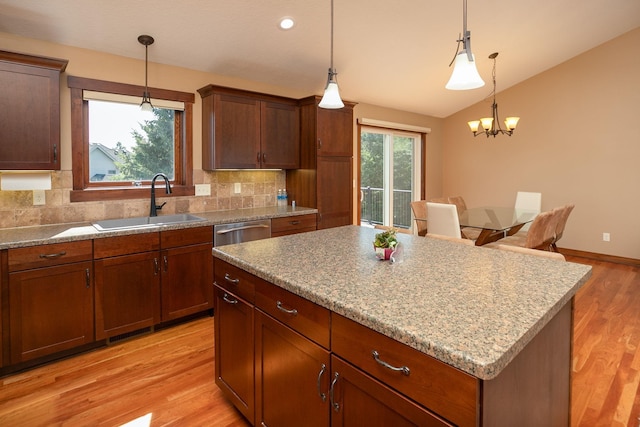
[212,225,592,380]
[0,206,316,250]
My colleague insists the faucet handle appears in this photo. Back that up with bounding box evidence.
[156,202,167,211]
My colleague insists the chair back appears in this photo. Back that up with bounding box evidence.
[551,204,575,251]
[523,210,554,249]
[515,191,542,232]
[429,197,448,203]
[410,201,428,236]
[448,196,467,215]
[426,202,462,239]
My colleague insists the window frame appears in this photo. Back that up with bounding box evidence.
[68,76,195,202]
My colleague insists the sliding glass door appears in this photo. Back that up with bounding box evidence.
[360,127,421,231]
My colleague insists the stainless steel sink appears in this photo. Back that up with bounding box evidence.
[93,214,206,232]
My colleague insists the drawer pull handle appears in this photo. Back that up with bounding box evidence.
[39,251,67,259]
[222,293,238,305]
[154,258,159,275]
[224,273,239,284]
[276,300,298,316]
[317,363,327,402]
[289,220,301,225]
[372,350,410,376]
[329,372,340,412]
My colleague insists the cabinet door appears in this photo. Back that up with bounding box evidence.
[8,261,93,363]
[330,356,452,427]
[260,100,300,169]
[211,93,261,169]
[255,310,330,427]
[0,53,66,170]
[317,156,353,229]
[94,252,161,340]
[316,106,353,157]
[214,285,255,423]
[161,243,213,321]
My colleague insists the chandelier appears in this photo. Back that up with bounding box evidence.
[468,52,520,137]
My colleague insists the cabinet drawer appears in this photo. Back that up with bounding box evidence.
[332,314,478,427]
[214,258,256,304]
[270,214,317,237]
[94,232,160,259]
[255,280,330,349]
[8,240,92,272]
[161,226,213,249]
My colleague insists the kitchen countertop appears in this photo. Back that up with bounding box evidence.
[212,225,592,380]
[0,206,316,250]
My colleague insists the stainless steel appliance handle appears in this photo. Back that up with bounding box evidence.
[216,224,270,235]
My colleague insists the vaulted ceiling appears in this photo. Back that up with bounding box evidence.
[1,0,638,117]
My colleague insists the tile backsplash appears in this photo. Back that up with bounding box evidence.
[0,170,286,229]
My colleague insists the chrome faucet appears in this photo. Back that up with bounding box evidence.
[150,173,172,217]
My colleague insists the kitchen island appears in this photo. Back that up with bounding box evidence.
[212,225,592,426]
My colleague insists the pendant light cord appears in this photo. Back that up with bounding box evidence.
[330,0,334,71]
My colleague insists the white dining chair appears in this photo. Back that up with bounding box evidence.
[515,191,542,231]
[426,202,462,239]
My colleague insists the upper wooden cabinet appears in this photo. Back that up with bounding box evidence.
[198,85,300,170]
[0,50,68,170]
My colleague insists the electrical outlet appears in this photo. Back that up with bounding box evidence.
[602,232,610,242]
[194,184,211,196]
[33,190,46,205]
[234,183,241,194]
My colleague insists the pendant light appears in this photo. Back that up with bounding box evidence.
[138,34,154,112]
[468,52,520,137]
[445,0,484,90]
[319,0,344,109]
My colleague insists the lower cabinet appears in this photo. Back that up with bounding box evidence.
[255,310,330,427]
[330,355,452,427]
[7,241,94,364]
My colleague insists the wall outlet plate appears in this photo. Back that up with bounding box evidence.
[234,183,241,194]
[195,184,211,196]
[33,189,46,205]
[602,232,610,242]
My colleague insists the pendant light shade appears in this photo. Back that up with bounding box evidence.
[319,0,344,109]
[138,34,154,111]
[446,51,485,90]
[445,0,484,90]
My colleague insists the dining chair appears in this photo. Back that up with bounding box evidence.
[551,204,575,252]
[426,202,462,239]
[410,200,428,236]
[448,195,481,241]
[429,197,448,203]
[514,191,542,231]
[484,209,555,251]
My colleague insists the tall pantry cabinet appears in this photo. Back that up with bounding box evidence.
[287,96,356,229]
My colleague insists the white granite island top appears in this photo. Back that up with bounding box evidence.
[212,225,592,380]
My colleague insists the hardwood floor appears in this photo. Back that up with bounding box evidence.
[0,256,637,426]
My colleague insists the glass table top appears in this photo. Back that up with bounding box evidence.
[458,207,538,232]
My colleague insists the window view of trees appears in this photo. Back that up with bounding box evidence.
[361,130,417,229]
[88,101,175,183]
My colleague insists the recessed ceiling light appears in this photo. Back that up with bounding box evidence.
[279,17,295,30]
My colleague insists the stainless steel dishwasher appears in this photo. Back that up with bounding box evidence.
[213,219,271,246]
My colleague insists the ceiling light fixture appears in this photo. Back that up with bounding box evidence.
[318,0,344,109]
[445,0,484,90]
[138,34,154,112]
[468,52,520,137]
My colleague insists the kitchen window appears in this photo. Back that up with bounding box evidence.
[360,126,423,231]
[68,76,195,202]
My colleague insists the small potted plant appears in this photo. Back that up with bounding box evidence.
[373,228,398,260]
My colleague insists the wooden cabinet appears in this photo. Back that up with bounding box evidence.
[330,355,452,427]
[198,85,299,170]
[7,241,93,363]
[0,50,68,170]
[160,226,213,321]
[94,233,161,340]
[255,310,330,427]
[214,258,256,423]
[287,96,355,230]
[270,213,317,237]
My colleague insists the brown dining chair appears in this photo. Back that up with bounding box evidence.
[448,195,481,241]
[551,204,575,252]
[429,197,448,203]
[410,200,428,236]
[485,210,555,251]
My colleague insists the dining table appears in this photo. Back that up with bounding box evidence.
[458,206,538,246]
